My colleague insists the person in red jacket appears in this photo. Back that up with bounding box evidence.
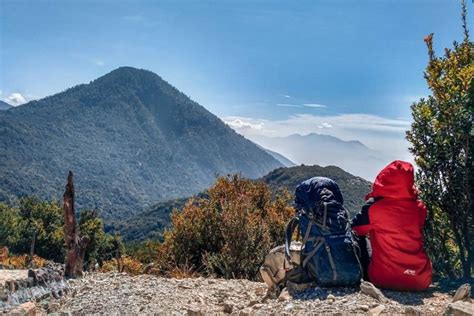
[352,160,432,291]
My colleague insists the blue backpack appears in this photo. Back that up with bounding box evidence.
[285,177,362,287]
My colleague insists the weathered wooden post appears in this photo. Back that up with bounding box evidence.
[63,171,88,278]
[27,226,37,267]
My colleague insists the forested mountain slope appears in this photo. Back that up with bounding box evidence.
[0,67,282,219]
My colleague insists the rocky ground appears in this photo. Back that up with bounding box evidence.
[38,272,472,315]
[0,270,27,285]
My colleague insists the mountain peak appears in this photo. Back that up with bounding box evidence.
[0,68,282,219]
[107,66,155,77]
[92,66,163,86]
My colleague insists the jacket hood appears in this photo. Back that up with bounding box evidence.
[366,160,418,200]
[295,176,344,210]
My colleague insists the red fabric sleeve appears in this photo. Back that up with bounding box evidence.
[353,224,371,236]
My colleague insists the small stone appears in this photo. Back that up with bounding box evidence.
[443,301,474,316]
[360,281,386,302]
[252,304,264,310]
[358,304,369,311]
[222,304,233,314]
[286,280,316,294]
[247,300,258,307]
[278,288,291,302]
[255,287,266,296]
[284,303,294,310]
[405,306,421,316]
[238,308,252,316]
[327,294,335,304]
[368,304,385,316]
[452,284,472,303]
[186,309,203,316]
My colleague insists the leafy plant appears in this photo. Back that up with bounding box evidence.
[406,1,473,278]
[161,175,294,280]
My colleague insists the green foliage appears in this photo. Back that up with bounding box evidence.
[406,2,473,278]
[0,67,281,221]
[126,240,161,264]
[0,198,123,266]
[112,197,189,242]
[158,175,294,280]
[0,197,65,262]
[0,203,21,247]
[78,210,124,268]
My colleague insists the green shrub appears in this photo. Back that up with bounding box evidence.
[406,2,473,278]
[161,175,294,280]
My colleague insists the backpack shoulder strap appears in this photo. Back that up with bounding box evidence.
[285,217,300,262]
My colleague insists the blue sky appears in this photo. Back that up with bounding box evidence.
[0,0,471,162]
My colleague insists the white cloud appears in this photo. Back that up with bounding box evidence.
[318,122,333,129]
[223,114,410,136]
[276,102,328,109]
[4,93,26,106]
[303,103,327,108]
[222,113,412,162]
[283,94,291,98]
[276,103,301,108]
[225,118,264,130]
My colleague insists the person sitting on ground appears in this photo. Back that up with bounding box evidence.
[351,160,432,291]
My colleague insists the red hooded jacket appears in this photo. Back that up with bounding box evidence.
[352,160,432,291]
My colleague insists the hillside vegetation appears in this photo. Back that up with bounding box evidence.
[114,165,372,242]
[0,67,281,220]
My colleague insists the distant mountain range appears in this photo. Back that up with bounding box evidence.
[113,164,372,242]
[248,134,389,180]
[0,67,282,219]
[259,146,296,167]
[0,101,12,110]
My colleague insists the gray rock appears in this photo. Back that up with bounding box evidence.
[405,306,421,315]
[452,284,472,303]
[368,304,385,316]
[286,280,316,294]
[221,303,233,314]
[278,288,291,302]
[327,294,335,304]
[444,301,474,316]
[360,281,386,302]
[358,304,369,311]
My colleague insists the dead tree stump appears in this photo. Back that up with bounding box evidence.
[63,171,88,278]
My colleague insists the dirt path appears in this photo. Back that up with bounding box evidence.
[42,272,465,315]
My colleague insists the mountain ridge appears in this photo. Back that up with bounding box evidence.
[248,133,389,180]
[114,164,372,242]
[0,101,12,110]
[0,67,282,219]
